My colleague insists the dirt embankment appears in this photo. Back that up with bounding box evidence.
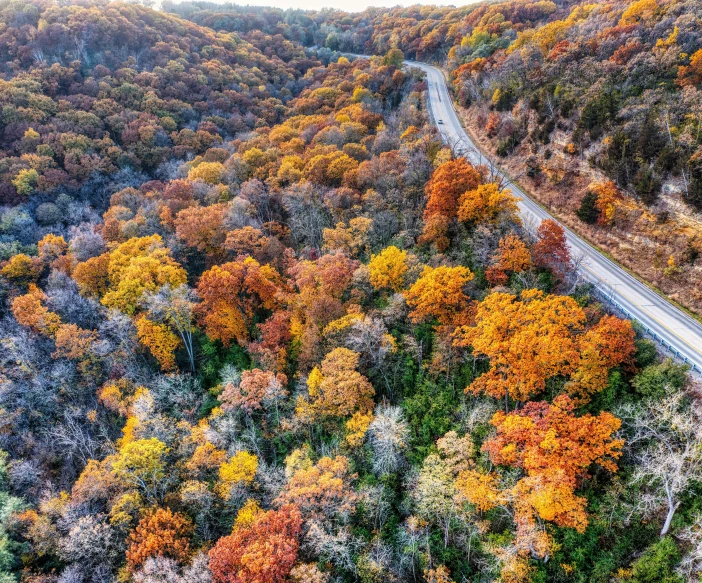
[456,102,702,317]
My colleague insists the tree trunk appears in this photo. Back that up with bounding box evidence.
[660,500,680,537]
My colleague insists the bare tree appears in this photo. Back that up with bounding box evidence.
[142,285,197,372]
[620,385,702,537]
[677,513,702,582]
[368,403,409,477]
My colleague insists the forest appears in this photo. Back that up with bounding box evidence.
[0,0,701,582]
[169,0,702,314]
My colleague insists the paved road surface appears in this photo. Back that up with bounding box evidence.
[348,54,702,374]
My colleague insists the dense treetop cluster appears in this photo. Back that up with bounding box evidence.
[170,0,702,311]
[0,2,701,583]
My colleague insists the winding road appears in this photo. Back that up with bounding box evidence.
[350,54,702,373]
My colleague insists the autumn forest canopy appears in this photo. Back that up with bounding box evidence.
[0,1,701,583]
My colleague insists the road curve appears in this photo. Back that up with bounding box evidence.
[347,54,702,373]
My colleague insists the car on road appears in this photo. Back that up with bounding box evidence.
[438,119,443,124]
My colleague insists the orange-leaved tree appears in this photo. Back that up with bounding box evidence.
[454,289,585,403]
[456,182,519,226]
[126,507,193,570]
[405,265,474,325]
[419,159,483,251]
[196,256,282,346]
[295,347,374,422]
[531,219,571,280]
[482,394,623,532]
[485,234,531,286]
[11,284,61,335]
[208,504,302,583]
[135,315,181,371]
[568,314,636,400]
[677,48,702,87]
[174,202,229,259]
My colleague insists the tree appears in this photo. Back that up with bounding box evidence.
[619,0,658,26]
[1,254,41,287]
[126,508,192,570]
[74,235,187,316]
[224,227,269,260]
[174,203,228,258]
[405,265,473,324]
[188,161,225,184]
[368,404,409,476]
[217,451,258,498]
[486,234,531,285]
[368,246,409,292]
[424,565,456,583]
[296,347,374,422]
[111,438,169,501]
[276,454,357,521]
[220,369,288,416]
[11,285,62,335]
[588,181,619,226]
[322,217,372,257]
[569,315,636,399]
[0,451,24,583]
[12,168,38,196]
[624,389,702,537]
[494,234,531,273]
[141,285,197,372]
[531,219,571,279]
[456,182,519,226]
[382,48,404,67]
[454,289,585,403]
[208,505,302,583]
[424,160,482,219]
[135,315,181,371]
[52,323,97,361]
[483,395,623,531]
[576,191,600,224]
[414,451,463,548]
[196,257,282,346]
[419,159,483,250]
[677,49,702,88]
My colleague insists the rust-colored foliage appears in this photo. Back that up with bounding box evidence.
[531,219,571,279]
[569,314,636,399]
[208,504,302,583]
[174,203,228,257]
[419,159,483,250]
[126,507,193,569]
[677,48,702,87]
[424,159,482,219]
[11,284,61,335]
[483,395,623,531]
[196,256,282,346]
[486,234,531,286]
[221,368,288,414]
